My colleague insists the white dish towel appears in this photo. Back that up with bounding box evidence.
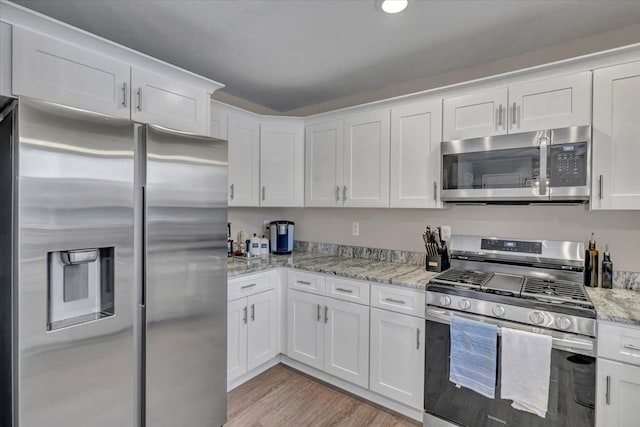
[500,327,552,418]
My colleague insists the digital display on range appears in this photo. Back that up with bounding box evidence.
[481,239,542,254]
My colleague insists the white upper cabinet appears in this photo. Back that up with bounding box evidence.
[305,119,344,207]
[228,114,260,206]
[592,61,640,210]
[12,27,131,118]
[508,71,591,133]
[131,67,209,134]
[443,87,508,141]
[443,72,592,140]
[390,99,442,208]
[260,122,305,207]
[343,110,391,207]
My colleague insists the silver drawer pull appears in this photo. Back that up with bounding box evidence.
[605,375,611,405]
[624,344,640,351]
[241,283,257,289]
[296,280,311,285]
[384,297,406,304]
[335,287,353,294]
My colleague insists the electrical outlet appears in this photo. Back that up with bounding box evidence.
[263,220,270,235]
[352,222,359,236]
[440,225,452,242]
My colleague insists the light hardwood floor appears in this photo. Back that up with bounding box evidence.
[227,364,420,427]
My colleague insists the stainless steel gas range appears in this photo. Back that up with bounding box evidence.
[424,235,596,427]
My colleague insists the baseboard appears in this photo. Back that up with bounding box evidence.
[281,356,423,422]
[227,355,282,392]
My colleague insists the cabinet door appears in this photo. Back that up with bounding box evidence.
[508,72,591,133]
[343,110,391,207]
[305,120,344,207]
[247,290,279,371]
[323,298,370,388]
[370,308,424,409]
[287,290,324,370]
[260,123,305,207]
[592,62,640,210]
[443,88,508,141]
[596,359,640,427]
[131,67,209,134]
[210,106,228,140]
[227,298,248,382]
[390,99,442,208]
[12,27,130,118]
[228,114,260,206]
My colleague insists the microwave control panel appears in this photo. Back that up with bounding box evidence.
[549,142,587,187]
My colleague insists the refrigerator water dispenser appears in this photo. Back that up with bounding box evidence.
[47,247,115,331]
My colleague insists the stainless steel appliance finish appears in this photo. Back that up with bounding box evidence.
[424,235,596,427]
[0,97,228,427]
[143,124,228,427]
[441,125,591,203]
[269,220,294,254]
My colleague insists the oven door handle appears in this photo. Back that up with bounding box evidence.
[426,307,594,353]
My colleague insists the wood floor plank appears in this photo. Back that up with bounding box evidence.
[227,364,420,427]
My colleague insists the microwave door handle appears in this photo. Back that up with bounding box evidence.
[539,136,548,196]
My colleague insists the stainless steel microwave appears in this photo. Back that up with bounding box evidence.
[441,126,591,203]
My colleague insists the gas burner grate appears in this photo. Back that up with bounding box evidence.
[521,277,593,307]
[431,268,493,288]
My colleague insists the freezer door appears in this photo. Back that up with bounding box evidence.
[144,124,228,427]
[17,97,136,427]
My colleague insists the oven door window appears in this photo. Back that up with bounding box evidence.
[425,320,594,427]
[442,147,541,190]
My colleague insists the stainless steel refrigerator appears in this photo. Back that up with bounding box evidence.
[0,96,228,427]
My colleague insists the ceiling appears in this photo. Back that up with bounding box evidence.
[12,0,640,113]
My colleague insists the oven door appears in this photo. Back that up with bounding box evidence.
[424,308,595,427]
[441,130,550,202]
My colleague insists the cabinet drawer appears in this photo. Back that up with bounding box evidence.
[325,277,370,306]
[599,322,640,366]
[288,270,325,295]
[228,272,274,301]
[370,284,425,317]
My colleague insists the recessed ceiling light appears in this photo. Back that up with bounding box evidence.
[380,0,408,14]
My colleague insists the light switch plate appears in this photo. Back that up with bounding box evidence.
[352,222,359,236]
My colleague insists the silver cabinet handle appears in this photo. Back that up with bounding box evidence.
[335,287,353,294]
[512,102,517,126]
[384,297,406,304]
[262,186,266,201]
[324,306,328,324]
[241,283,256,289]
[599,175,604,200]
[122,82,128,108]
[296,280,311,285]
[230,184,234,200]
[624,344,640,351]
[336,185,340,201]
[251,304,255,321]
[137,87,143,111]
[433,181,437,202]
[243,306,248,324]
[497,104,503,127]
[417,328,420,350]
[342,185,347,201]
[317,304,322,321]
[606,375,611,405]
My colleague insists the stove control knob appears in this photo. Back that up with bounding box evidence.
[439,295,451,307]
[492,305,506,317]
[458,299,471,310]
[529,311,545,325]
[556,316,572,330]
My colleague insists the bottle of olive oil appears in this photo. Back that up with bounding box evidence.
[602,246,613,289]
[584,233,599,287]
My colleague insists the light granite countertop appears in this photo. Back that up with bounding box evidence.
[587,287,640,327]
[227,251,438,290]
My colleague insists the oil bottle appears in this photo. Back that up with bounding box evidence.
[584,233,599,287]
[602,245,613,289]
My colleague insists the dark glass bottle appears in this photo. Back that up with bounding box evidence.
[584,233,599,287]
[602,246,613,289]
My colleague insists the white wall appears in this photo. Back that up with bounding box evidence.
[229,205,640,272]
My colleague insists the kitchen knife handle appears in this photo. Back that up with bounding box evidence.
[605,375,611,405]
[317,304,322,321]
[599,175,603,200]
[137,87,143,111]
[230,184,234,200]
[122,82,128,108]
[251,304,255,321]
[324,305,328,324]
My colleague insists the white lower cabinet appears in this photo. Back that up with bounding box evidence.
[369,307,425,410]
[287,288,370,387]
[227,298,249,381]
[597,359,640,427]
